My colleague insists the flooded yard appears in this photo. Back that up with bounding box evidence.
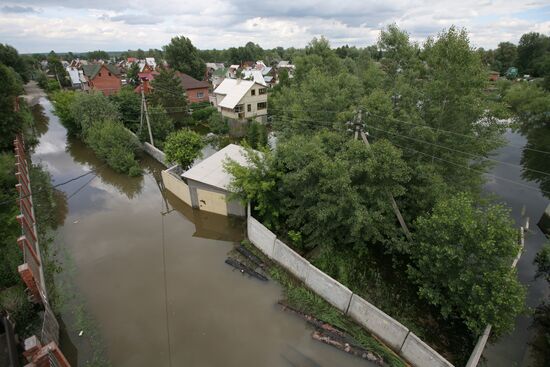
[30,94,374,367]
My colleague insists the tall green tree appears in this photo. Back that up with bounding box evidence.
[410,192,525,336]
[517,32,550,76]
[494,42,517,74]
[87,50,110,60]
[150,68,188,124]
[126,63,140,86]
[164,129,205,169]
[0,64,24,150]
[163,36,205,80]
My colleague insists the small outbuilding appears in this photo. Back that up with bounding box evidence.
[162,144,252,217]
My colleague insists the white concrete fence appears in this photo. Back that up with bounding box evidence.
[247,210,454,367]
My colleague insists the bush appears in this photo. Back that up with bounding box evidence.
[207,111,229,135]
[191,106,217,122]
[110,86,141,131]
[50,90,78,133]
[46,79,60,92]
[139,105,174,149]
[164,129,205,169]
[85,119,142,176]
[69,92,120,136]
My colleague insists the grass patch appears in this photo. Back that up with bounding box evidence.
[240,240,407,367]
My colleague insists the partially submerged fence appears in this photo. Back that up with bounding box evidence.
[247,205,526,367]
[13,134,69,366]
[246,206,453,367]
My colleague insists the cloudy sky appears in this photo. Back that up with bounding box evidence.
[0,0,549,53]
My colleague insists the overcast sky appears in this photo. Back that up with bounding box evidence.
[0,0,549,53]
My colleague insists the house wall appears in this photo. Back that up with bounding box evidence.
[187,87,210,104]
[240,84,268,120]
[186,179,245,217]
[89,66,121,96]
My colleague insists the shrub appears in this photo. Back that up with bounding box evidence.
[207,111,229,135]
[50,90,78,133]
[85,119,142,176]
[69,92,120,136]
[191,106,216,122]
[110,86,141,132]
[164,129,205,169]
[139,105,174,149]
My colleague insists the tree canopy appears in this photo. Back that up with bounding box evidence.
[163,36,205,80]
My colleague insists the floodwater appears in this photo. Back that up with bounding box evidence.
[30,95,374,367]
[483,129,550,367]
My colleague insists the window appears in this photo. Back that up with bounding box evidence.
[251,89,256,96]
[259,88,267,95]
[108,72,112,76]
[247,104,251,112]
[98,72,102,77]
[197,92,204,98]
[257,102,267,110]
[234,104,244,113]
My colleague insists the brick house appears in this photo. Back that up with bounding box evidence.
[176,72,210,104]
[82,64,121,96]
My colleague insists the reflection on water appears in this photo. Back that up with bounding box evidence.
[65,136,144,200]
[483,129,550,367]
[521,127,550,200]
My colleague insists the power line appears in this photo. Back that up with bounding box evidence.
[0,164,106,207]
[271,114,550,179]
[268,107,550,156]
[269,115,550,197]
[368,132,550,197]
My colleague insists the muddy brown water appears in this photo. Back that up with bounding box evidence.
[30,96,375,367]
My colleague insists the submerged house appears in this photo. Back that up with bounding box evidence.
[162,144,252,217]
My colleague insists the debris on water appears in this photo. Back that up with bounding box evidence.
[78,330,83,337]
[225,257,268,281]
[73,220,79,224]
[312,331,386,366]
[236,245,265,268]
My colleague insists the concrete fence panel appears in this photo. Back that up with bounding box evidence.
[272,239,310,281]
[399,332,454,367]
[143,142,167,166]
[162,169,192,206]
[304,264,353,313]
[247,217,276,258]
[347,294,409,351]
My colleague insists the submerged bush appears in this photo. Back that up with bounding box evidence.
[85,119,142,176]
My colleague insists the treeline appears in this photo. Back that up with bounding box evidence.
[227,26,526,364]
[0,43,61,338]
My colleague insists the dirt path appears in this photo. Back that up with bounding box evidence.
[22,81,46,106]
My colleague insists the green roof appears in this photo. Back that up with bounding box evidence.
[82,63,120,79]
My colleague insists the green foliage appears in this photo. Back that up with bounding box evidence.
[517,32,550,77]
[207,111,229,135]
[410,192,525,336]
[110,86,141,131]
[535,243,550,283]
[50,90,78,133]
[0,43,32,82]
[163,36,205,80]
[150,68,188,124]
[0,63,24,151]
[140,105,174,149]
[87,50,110,61]
[244,121,268,149]
[0,285,41,337]
[191,106,216,122]
[504,83,550,132]
[69,92,120,136]
[164,129,205,169]
[126,63,140,86]
[0,154,20,288]
[85,119,142,176]
[494,42,517,74]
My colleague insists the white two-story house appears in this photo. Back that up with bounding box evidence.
[213,79,268,123]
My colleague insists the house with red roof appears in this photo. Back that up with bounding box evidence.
[175,72,210,104]
[82,64,121,96]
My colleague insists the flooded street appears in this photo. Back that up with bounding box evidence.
[30,93,374,367]
[483,130,550,367]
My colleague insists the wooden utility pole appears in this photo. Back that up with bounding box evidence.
[141,86,154,146]
[352,109,413,241]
